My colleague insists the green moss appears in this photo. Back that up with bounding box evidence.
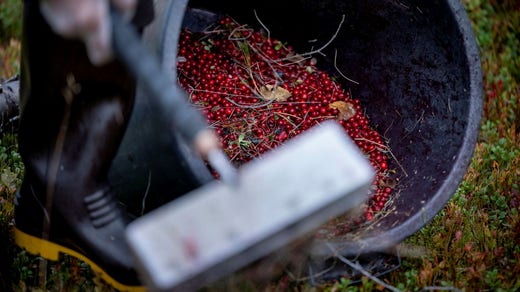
[0,0,23,43]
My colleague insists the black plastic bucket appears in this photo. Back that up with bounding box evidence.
[110,0,482,265]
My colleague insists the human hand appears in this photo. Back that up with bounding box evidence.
[40,0,137,65]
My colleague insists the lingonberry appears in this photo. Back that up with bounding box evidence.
[177,17,395,229]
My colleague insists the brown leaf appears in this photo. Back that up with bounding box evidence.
[329,101,356,121]
[259,85,291,102]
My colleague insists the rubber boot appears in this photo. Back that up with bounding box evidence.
[13,1,145,290]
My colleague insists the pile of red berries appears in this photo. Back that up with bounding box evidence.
[177,17,393,225]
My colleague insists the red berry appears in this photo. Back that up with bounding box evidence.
[177,17,394,229]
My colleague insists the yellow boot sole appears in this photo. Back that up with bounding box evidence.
[13,227,145,292]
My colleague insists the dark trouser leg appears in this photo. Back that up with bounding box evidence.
[14,0,146,289]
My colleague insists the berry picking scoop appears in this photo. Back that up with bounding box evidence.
[110,6,374,292]
[126,120,375,292]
